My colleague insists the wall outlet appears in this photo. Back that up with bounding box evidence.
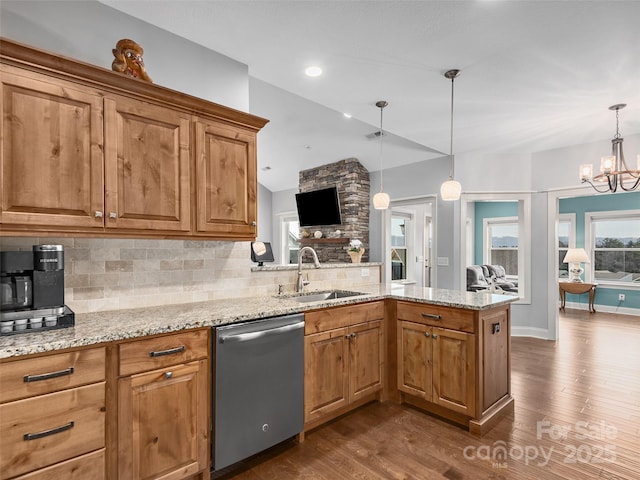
[361,268,369,278]
[618,294,625,302]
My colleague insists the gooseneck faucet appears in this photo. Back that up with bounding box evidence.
[297,246,321,292]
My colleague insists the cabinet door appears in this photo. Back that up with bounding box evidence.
[397,321,432,400]
[104,96,191,232]
[432,327,475,415]
[348,320,383,402]
[194,119,257,238]
[0,67,104,229]
[118,359,208,480]
[304,328,349,424]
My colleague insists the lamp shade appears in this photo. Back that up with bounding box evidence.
[562,248,590,264]
[373,191,390,210]
[440,179,462,201]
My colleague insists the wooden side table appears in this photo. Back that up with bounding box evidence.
[559,282,597,313]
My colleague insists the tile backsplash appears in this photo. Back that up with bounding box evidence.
[0,238,381,314]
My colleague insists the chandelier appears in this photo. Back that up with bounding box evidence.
[580,104,640,193]
[440,69,462,201]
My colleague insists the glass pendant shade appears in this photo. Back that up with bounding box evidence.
[440,178,462,201]
[373,191,390,210]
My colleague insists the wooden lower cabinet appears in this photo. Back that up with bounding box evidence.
[118,360,208,480]
[395,301,512,434]
[397,321,475,415]
[116,330,209,480]
[304,305,383,428]
[0,347,106,480]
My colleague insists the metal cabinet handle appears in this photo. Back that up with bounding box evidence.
[149,345,185,358]
[24,421,74,441]
[165,371,173,379]
[94,211,103,218]
[24,367,74,383]
[218,321,304,344]
[109,212,117,219]
[351,333,357,338]
[432,334,438,339]
[421,313,442,320]
[251,221,257,227]
[424,332,430,337]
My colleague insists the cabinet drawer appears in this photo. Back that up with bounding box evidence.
[396,301,475,333]
[0,347,106,403]
[305,301,384,334]
[13,449,105,480]
[0,383,105,479]
[119,329,208,376]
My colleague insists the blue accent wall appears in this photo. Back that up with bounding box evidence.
[473,201,519,264]
[559,191,640,310]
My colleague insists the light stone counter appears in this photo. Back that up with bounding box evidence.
[0,284,517,359]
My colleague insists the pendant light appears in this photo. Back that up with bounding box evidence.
[373,100,390,210]
[440,69,462,201]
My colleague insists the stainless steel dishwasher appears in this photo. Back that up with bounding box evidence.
[213,313,304,472]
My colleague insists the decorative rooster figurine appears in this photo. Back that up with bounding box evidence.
[111,38,152,83]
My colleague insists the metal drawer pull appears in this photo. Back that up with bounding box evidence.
[24,421,74,441]
[23,367,74,383]
[149,346,185,358]
[421,313,442,320]
[424,332,430,337]
[432,334,438,339]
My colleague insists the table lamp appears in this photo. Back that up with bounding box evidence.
[562,248,590,282]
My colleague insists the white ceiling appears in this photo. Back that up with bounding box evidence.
[100,0,640,192]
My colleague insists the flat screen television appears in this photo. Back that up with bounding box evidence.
[295,186,342,227]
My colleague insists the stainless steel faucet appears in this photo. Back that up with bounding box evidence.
[296,246,320,292]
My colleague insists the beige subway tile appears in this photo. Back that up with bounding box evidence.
[160,259,184,271]
[73,287,104,300]
[66,273,90,288]
[105,260,134,272]
[120,248,147,260]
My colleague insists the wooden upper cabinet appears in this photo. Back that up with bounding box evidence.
[0,37,268,240]
[104,96,191,232]
[0,66,104,229]
[195,118,257,239]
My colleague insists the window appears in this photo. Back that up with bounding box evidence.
[484,217,518,278]
[558,213,575,279]
[587,212,640,285]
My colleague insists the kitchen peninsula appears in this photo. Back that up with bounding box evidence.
[0,285,516,479]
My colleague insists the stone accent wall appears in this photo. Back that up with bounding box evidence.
[298,158,370,263]
[0,237,380,314]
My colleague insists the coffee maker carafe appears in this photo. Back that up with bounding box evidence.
[1,245,74,334]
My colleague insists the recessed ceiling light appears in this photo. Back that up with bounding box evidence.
[305,66,322,77]
[343,113,352,118]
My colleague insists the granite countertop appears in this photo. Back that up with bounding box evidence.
[0,284,517,359]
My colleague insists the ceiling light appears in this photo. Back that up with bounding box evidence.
[440,69,462,202]
[580,104,639,193]
[305,66,322,77]
[373,100,390,210]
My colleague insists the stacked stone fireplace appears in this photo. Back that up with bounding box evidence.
[298,158,370,263]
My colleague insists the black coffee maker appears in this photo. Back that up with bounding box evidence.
[1,245,74,335]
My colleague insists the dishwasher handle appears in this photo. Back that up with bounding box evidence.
[218,320,304,344]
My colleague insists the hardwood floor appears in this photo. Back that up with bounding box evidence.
[214,310,640,479]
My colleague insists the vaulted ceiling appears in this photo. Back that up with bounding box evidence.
[101,1,640,192]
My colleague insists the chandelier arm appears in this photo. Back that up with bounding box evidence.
[582,179,617,194]
[608,174,618,193]
[620,176,640,192]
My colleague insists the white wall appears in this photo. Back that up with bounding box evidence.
[257,183,273,243]
[1,0,249,111]
[270,188,298,264]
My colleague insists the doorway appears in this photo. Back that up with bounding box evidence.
[384,197,436,288]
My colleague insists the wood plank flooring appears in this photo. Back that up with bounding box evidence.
[214,310,640,479]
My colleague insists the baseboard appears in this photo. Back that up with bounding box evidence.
[564,301,640,316]
[511,326,551,339]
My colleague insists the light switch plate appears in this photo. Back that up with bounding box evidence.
[361,268,369,277]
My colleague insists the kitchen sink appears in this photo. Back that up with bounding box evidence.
[283,290,367,303]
